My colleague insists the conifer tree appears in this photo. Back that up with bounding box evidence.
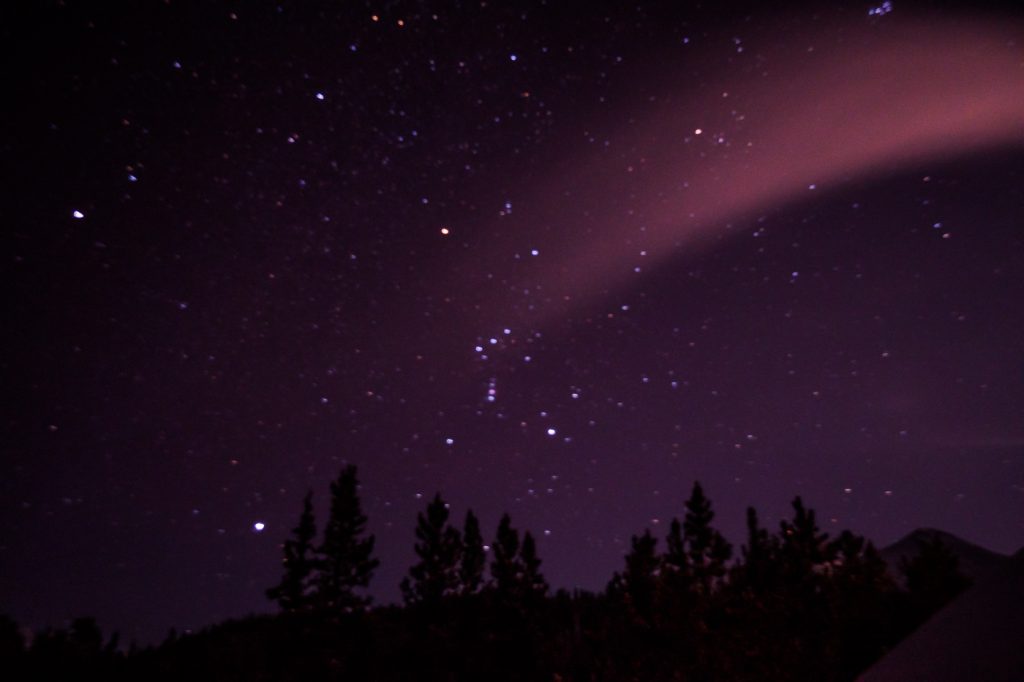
[315,465,378,611]
[661,516,692,605]
[658,515,696,628]
[491,513,524,602]
[737,506,778,595]
[490,514,548,608]
[778,496,833,585]
[766,498,837,680]
[664,518,687,574]
[266,490,317,611]
[827,529,897,677]
[616,529,659,622]
[828,530,890,587]
[682,481,732,595]
[460,509,486,595]
[401,493,463,604]
[519,531,548,599]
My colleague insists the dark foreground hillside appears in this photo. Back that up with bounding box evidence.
[859,548,1024,682]
[3,474,1012,681]
[3,531,998,680]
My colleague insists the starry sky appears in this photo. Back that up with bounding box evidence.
[3,0,1023,645]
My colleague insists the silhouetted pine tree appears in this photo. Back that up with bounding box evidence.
[401,493,463,605]
[663,518,687,576]
[460,509,486,595]
[682,481,732,596]
[660,516,693,616]
[720,506,787,681]
[770,497,837,680]
[315,465,378,611]
[829,530,890,588]
[779,496,833,586]
[491,513,522,601]
[827,529,898,679]
[520,531,549,599]
[266,489,317,611]
[613,529,659,623]
[490,513,548,607]
[482,518,549,679]
[735,506,779,595]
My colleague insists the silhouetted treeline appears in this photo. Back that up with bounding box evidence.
[3,468,974,681]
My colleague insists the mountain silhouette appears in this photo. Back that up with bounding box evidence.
[879,527,1010,584]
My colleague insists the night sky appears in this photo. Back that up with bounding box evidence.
[3,0,1023,645]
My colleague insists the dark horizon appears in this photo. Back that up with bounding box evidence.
[3,0,1022,647]
[6,474,1020,646]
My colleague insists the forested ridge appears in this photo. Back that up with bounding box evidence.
[3,466,975,681]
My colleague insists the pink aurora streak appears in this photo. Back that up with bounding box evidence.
[493,14,1023,325]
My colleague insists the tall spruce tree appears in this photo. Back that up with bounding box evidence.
[519,531,548,599]
[827,530,897,678]
[616,529,660,622]
[829,530,890,588]
[778,496,833,586]
[682,481,732,595]
[664,518,687,575]
[266,490,317,611]
[490,514,547,608]
[315,465,378,611]
[491,513,522,600]
[401,493,463,604]
[460,509,486,595]
[737,506,779,595]
[773,497,837,680]
[659,515,695,626]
